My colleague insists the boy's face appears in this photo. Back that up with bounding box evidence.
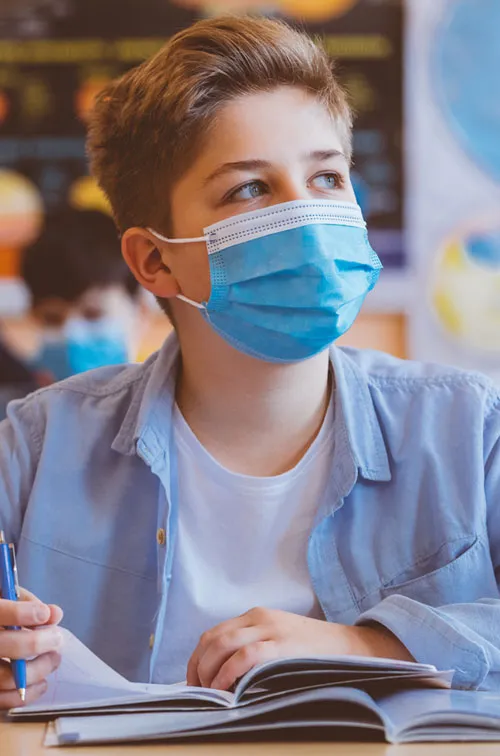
[125,86,356,308]
[31,284,140,382]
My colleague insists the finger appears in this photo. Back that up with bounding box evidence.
[211,641,277,691]
[0,627,63,659]
[0,598,52,627]
[186,654,200,687]
[196,627,266,689]
[17,589,63,626]
[187,615,253,686]
[0,651,61,690]
[0,680,47,710]
[47,605,64,626]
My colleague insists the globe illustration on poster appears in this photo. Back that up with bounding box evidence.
[431,226,500,356]
[0,170,43,249]
[0,169,43,278]
[434,0,500,185]
[428,0,500,359]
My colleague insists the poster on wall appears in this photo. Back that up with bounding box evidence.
[407,0,500,380]
[0,0,404,315]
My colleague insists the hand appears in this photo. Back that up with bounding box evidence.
[187,607,414,691]
[0,587,64,709]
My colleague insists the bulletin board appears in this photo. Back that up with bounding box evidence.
[0,0,404,315]
[407,0,500,380]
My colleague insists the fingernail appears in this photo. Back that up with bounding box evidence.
[34,605,50,623]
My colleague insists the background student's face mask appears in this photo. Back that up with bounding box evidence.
[34,317,129,381]
[150,199,382,364]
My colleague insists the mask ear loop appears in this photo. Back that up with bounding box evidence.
[146,228,207,244]
[176,294,206,310]
[146,228,209,312]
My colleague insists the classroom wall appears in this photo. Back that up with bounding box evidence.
[339,313,406,358]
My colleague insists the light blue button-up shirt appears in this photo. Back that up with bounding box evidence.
[1,334,500,690]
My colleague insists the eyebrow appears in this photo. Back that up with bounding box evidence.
[203,149,345,185]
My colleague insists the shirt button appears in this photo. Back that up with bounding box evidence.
[156,528,166,546]
[149,633,155,650]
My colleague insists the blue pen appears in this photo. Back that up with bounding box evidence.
[0,530,26,702]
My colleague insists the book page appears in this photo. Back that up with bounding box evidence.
[51,687,387,746]
[378,688,500,742]
[9,627,233,716]
[234,654,447,701]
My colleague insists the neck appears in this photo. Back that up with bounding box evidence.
[175,316,331,476]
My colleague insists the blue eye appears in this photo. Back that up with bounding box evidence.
[227,180,267,202]
[311,173,341,190]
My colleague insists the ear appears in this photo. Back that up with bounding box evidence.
[121,227,180,299]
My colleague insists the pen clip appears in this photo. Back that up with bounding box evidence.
[8,544,20,599]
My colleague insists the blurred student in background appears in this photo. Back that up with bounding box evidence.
[0,341,38,421]
[21,207,142,383]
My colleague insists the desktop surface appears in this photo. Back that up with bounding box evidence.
[3,720,500,756]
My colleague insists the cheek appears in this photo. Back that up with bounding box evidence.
[174,243,212,303]
[343,178,357,203]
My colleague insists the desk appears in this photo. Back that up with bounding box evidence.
[3,722,500,756]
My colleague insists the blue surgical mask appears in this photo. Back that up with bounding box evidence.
[149,200,382,363]
[34,317,129,381]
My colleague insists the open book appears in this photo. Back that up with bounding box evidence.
[22,628,500,746]
[9,628,450,722]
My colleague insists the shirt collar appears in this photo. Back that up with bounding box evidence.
[111,332,179,461]
[112,335,391,483]
[329,346,391,482]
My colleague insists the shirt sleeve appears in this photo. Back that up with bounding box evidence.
[356,392,500,691]
[0,395,42,545]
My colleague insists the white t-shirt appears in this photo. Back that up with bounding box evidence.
[154,396,335,684]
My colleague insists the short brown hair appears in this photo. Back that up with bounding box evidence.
[87,15,352,235]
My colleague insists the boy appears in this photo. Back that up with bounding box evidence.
[22,207,141,382]
[0,16,499,708]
